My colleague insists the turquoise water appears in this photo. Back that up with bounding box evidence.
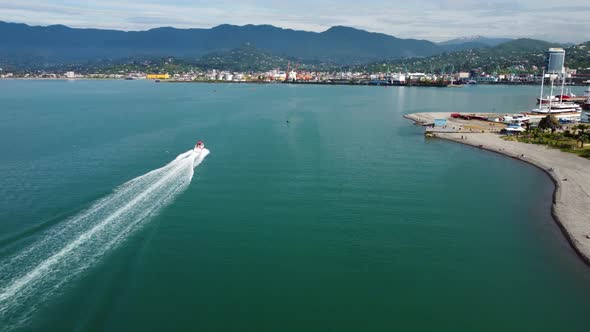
[1,80,589,331]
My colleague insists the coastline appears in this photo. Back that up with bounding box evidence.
[405,112,590,266]
[2,78,589,86]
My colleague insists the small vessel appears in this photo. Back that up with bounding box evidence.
[500,114,530,125]
[194,141,205,151]
[537,95,559,104]
[555,92,575,100]
[538,91,578,104]
[559,117,580,124]
[504,124,526,134]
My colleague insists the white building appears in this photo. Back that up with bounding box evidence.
[287,70,297,82]
[273,71,287,81]
[476,76,499,83]
[390,72,406,83]
[458,72,470,79]
[408,72,427,80]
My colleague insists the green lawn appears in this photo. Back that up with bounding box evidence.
[502,132,590,159]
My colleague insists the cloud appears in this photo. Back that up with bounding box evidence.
[0,0,588,42]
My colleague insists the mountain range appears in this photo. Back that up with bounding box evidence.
[360,38,590,74]
[438,36,513,47]
[0,21,514,68]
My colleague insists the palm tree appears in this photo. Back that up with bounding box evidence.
[574,124,589,148]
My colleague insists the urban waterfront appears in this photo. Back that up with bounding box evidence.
[1,80,590,331]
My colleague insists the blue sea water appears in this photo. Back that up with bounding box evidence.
[1,80,589,331]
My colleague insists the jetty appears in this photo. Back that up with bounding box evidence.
[404,112,506,135]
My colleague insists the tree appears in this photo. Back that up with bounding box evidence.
[574,124,589,148]
[524,121,532,131]
[538,115,559,133]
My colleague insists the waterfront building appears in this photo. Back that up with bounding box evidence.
[389,72,406,84]
[476,76,499,83]
[547,48,565,74]
[273,71,287,81]
[146,73,170,79]
[287,70,297,82]
[408,72,427,80]
[458,72,470,79]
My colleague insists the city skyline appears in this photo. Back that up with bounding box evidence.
[1,0,589,43]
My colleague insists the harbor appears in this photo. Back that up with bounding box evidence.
[3,5,590,331]
[403,48,590,265]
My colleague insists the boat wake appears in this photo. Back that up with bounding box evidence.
[0,148,209,330]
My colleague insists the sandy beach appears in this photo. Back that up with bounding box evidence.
[405,112,590,265]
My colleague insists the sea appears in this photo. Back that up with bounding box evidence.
[1,80,589,331]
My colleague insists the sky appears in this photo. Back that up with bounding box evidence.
[0,0,589,43]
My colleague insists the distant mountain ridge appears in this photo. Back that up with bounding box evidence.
[361,38,584,73]
[1,21,575,73]
[0,21,500,68]
[0,21,444,66]
[438,36,513,47]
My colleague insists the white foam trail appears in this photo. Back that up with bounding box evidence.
[0,149,209,330]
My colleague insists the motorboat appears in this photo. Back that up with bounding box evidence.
[500,114,530,124]
[559,117,580,124]
[504,124,526,134]
[194,141,205,152]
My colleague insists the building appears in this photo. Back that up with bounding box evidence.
[475,76,499,83]
[408,72,427,81]
[388,72,406,84]
[287,70,297,82]
[273,71,287,81]
[546,48,565,74]
[65,71,76,79]
[146,73,170,80]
